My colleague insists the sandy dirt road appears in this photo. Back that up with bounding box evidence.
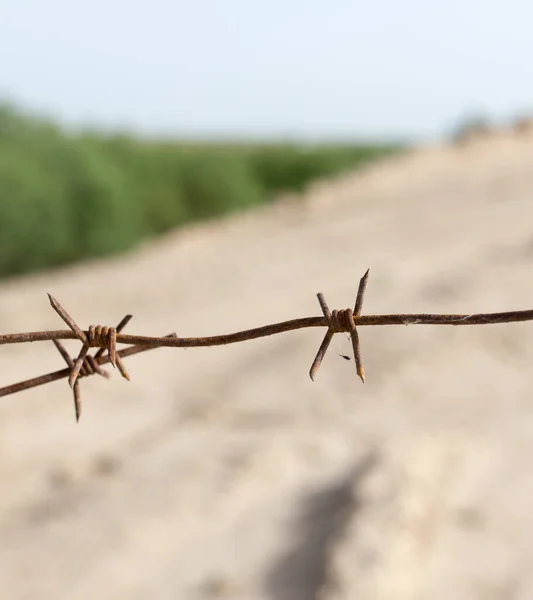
[1,131,533,599]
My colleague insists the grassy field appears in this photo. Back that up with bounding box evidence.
[0,103,403,279]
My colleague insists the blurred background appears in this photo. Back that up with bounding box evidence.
[1,1,533,598]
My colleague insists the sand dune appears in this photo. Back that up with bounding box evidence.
[2,129,533,599]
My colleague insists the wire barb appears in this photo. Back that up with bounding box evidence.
[2,269,533,419]
[309,269,368,382]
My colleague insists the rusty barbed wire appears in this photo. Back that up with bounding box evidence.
[2,268,533,421]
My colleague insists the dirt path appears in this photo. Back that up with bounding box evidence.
[2,131,533,599]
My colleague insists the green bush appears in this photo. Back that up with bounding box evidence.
[0,103,402,279]
[248,145,390,194]
[178,152,265,220]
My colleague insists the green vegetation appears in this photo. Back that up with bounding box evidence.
[0,103,402,279]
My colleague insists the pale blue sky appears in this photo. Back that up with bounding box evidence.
[1,0,532,141]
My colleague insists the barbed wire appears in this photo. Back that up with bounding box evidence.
[2,269,533,421]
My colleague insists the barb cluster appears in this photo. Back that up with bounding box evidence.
[47,294,133,421]
[2,269,533,422]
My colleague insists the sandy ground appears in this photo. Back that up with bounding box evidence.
[2,129,533,599]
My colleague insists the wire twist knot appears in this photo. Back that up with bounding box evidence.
[88,324,117,349]
[326,308,355,333]
[79,354,106,377]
